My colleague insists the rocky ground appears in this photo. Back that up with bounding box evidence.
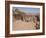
[13,17,36,31]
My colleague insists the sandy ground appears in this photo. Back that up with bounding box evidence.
[13,17,36,31]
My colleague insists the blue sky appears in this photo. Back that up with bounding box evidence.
[13,7,40,14]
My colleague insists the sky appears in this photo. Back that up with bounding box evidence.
[13,7,40,14]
